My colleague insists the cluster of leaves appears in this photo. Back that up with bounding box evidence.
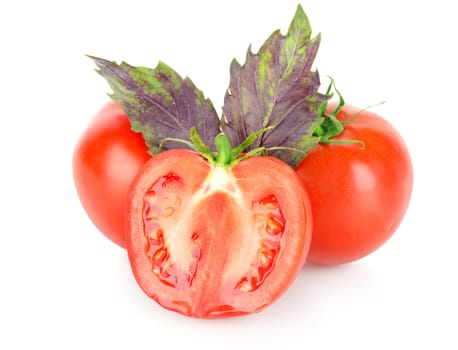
[90,5,331,168]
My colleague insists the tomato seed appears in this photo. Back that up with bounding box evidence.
[260,194,279,210]
[161,206,175,218]
[266,215,285,235]
[153,248,168,264]
[258,247,275,267]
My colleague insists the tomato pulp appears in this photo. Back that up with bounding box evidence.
[126,149,312,318]
[296,103,413,265]
[73,102,151,248]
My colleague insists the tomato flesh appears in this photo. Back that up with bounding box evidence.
[127,149,312,318]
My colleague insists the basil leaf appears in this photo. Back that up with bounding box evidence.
[222,5,329,167]
[90,56,221,154]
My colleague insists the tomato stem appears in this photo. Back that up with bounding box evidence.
[215,133,233,165]
[313,125,325,137]
[311,77,365,147]
[162,126,278,167]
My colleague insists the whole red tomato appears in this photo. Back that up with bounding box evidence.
[126,148,312,318]
[73,101,151,248]
[296,103,413,265]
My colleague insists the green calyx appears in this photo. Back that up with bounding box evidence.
[160,126,275,167]
[312,78,365,148]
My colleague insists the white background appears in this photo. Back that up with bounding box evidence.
[1,0,457,349]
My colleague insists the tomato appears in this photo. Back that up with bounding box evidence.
[73,101,151,248]
[295,103,413,265]
[126,149,312,318]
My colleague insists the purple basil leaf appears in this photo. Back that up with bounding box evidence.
[90,56,221,154]
[222,5,329,167]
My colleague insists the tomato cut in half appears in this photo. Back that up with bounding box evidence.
[126,149,312,318]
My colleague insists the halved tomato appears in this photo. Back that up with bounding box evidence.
[126,149,312,318]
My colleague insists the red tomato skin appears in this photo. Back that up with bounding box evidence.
[73,102,151,248]
[296,103,413,265]
[126,149,312,318]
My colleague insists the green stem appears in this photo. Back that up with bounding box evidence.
[313,125,325,137]
[214,133,233,165]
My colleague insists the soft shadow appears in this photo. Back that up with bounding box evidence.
[262,260,383,320]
